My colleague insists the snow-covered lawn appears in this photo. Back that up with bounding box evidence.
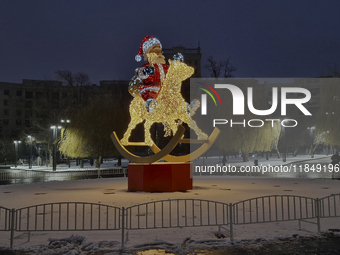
[0,175,339,254]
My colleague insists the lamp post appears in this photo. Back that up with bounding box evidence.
[325,112,335,155]
[28,135,33,169]
[279,119,286,162]
[307,127,315,158]
[282,126,286,162]
[13,141,21,168]
[51,125,62,171]
[61,119,71,167]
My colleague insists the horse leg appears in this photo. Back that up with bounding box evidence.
[121,98,145,145]
[163,122,172,137]
[168,120,179,136]
[144,119,154,146]
[181,114,208,140]
[120,117,144,145]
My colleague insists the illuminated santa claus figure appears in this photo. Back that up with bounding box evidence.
[129,36,169,111]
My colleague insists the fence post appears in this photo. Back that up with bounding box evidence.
[10,208,15,249]
[121,207,125,248]
[229,203,234,243]
[316,198,321,233]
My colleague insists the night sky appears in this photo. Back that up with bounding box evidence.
[0,0,339,85]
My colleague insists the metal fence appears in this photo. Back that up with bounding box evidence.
[1,194,339,249]
[0,167,127,183]
[15,202,121,232]
[0,206,11,231]
[319,194,340,218]
[233,195,317,225]
[125,199,230,229]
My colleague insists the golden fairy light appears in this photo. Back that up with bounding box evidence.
[121,58,208,146]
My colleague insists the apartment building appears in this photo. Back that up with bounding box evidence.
[0,79,64,138]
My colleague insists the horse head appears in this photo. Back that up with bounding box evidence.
[164,59,194,90]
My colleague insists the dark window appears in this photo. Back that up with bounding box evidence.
[62,92,68,98]
[25,101,33,108]
[4,89,10,96]
[17,110,22,116]
[25,110,33,118]
[26,91,33,98]
[3,119,9,125]
[16,119,21,125]
[4,109,9,115]
[16,90,22,96]
[4,99,9,106]
[25,120,31,127]
[36,92,43,99]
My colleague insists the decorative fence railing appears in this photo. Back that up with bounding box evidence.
[319,193,340,218]
[125,199,230,229]
[0,206,11,231]
[0,167,127,183]
[1,194,339,249]
[233,195,317,224]
[15,202,121,232]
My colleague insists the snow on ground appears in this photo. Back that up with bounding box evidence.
[0,154,339,254]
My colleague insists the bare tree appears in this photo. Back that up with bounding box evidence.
[223,57,237,78]
[205,56,236,78]
[55,70,92,111]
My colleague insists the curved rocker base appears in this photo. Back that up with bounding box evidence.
[110,125,186,164]
[149,127,220,162]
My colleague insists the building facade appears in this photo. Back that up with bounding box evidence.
[0,79,64,138]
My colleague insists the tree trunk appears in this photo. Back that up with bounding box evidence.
[242,150,249,162]
[96,156,102,168]
[275,148,281,159]
[48,155,52,167]
[80,158,84,168]
[118,156,122,166]
[266,152,269,160]
[222,150,227,166]
[293,149,298,157]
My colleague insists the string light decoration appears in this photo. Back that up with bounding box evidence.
[121,58,208,146]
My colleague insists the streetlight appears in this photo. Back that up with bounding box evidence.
[51,125,62,171]
[282,125,286,162]
[279,119,286,162]
[307,127,316,158]
[28,135,33,169]
[13,141,21,168]
[61,120,71,167]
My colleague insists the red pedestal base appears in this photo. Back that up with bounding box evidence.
[128,162,193,192]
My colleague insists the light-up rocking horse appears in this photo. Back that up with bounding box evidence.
[111,56,220,164]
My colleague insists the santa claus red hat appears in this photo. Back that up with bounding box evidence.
[135,36,162,62]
